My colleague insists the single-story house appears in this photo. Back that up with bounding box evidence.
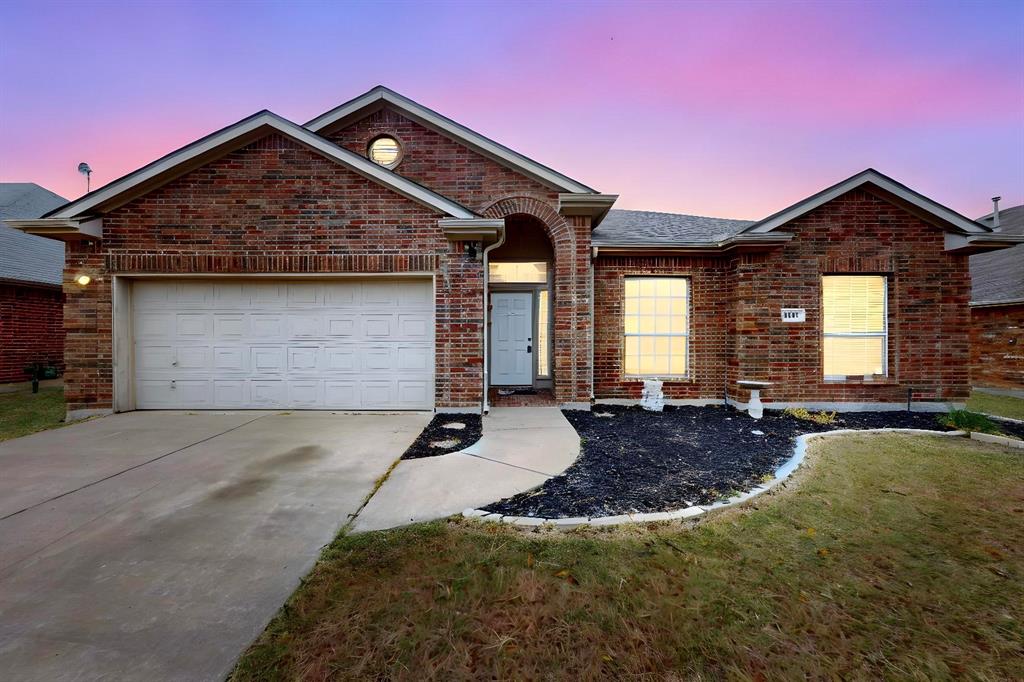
[8,87,1022,419]
[0,183,67,383]
[970,203,1024,396]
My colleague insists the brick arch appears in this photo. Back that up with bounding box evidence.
[481,196,575,250]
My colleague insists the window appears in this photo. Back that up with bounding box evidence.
[822,275,887,379]
[367,136,402,167]
[537,289,550,377]
[488,261,548,284]
[624,277,688,377]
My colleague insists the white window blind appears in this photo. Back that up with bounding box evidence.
[623,277,688,377]
[822,275,887,378]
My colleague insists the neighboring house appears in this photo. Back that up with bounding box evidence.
[7,87,1022,420]
[970,204,1024,395]
[0,183,67,383]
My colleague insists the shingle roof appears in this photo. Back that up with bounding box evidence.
[971,204,1024,304]
[592,209,754,246]
[0,183,68,286]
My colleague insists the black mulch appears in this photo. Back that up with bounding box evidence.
[482,405,970,519]
[989,417,1024,440]
[401,413,483,460]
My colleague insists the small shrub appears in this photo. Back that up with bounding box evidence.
[938,409,1002,435]
[784,407,838,424]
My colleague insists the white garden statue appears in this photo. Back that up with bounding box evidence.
[641,379,664,412]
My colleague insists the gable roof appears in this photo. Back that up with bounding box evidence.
[0,183,66,286]
[971,204,1024,305]
[593,209,754,246]
[742,168,991,235]
[304,86,597,195]
[44,111,477,221]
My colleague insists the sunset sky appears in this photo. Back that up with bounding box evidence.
[1,0,1021,220]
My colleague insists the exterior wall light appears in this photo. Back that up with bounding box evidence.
[75,274,92,286]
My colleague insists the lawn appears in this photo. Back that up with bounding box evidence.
[0,386,65,442]
[968,390,1024,421]
[233,433,1024,681]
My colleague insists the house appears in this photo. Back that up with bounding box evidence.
[970,203,1024,395]
[7,87,1022,420]
[0,183,67,383]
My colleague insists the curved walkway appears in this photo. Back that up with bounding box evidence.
[351,407,579,532]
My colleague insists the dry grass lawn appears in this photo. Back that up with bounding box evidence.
[968,391,1024,421]
[0,386,65,442]
[233,433,1024,681]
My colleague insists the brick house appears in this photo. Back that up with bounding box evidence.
[970,203,1024,396]
[8,87,1022,419]
[0,183,67,383]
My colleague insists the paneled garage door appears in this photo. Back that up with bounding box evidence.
[132,279,434,410]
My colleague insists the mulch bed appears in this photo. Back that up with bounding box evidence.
[482,405,970,519]
[401,413,483,460]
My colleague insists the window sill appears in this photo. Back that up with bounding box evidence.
[822,376,896,386]
[625,375,694,383]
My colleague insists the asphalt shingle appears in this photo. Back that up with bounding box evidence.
[971,204,1024,304]
[0,183,68,286]
[593,209,754,246]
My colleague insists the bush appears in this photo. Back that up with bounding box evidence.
[783,407,838,424]
[938,409,1002,435]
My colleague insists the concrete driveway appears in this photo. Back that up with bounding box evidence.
[0,410,429,681]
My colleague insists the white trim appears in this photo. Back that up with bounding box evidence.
[5,217,103,240]
[944,232,1024,253]
[745,169,988,235]
[970,298,1024,308]
[305,86,596,194]
[47,111,475,221]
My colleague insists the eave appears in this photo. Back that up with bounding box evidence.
[558,193,618,227]
[970,298,1024,309]
[439,218,505,243]
[4,217,103,242]
[593,232,794,256]
[944,232,1024,254]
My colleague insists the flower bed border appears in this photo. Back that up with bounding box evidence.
[462,428,967,529]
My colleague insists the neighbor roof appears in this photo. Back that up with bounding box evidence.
[0,183,67,286]
[971,204,1024,305]
[304,86,597,194]
[44,111,477,221]
[593,209,754,246]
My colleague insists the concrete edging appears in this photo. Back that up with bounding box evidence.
[970,431,1024,449]
[462,427,968,529]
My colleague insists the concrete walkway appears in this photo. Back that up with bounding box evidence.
[352,407,579,532]
[0,410,429,682]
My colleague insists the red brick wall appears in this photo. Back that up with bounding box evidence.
[593,256,730,400]
[0,282,64,383]
[593,189,972,406]
[64,133,484,413]
[325,107,558,213]
[970,304,1024,390]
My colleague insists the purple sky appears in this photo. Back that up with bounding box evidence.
[1,0,1021,220]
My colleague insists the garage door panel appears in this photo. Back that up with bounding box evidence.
[214,314,247,338]
[133,279,434,410]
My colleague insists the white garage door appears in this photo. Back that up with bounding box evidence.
[132,279,434,410]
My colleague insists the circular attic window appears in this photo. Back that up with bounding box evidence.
[367,136,402,168]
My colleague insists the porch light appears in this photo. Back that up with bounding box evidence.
[75,274,91,286]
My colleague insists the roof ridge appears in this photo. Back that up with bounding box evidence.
[610,208,755,222]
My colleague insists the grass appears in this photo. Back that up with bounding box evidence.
[233,433,1024,681]
[968,390,1024,421]
[0,386,65,442]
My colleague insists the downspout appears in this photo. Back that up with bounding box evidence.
[589,246,597,401]
[481,226,507,414]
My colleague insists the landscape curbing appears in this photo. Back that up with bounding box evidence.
[462,427,968,529]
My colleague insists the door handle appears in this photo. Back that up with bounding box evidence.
[527,345,532,354]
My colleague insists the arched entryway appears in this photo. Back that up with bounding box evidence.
[488,214,554,393]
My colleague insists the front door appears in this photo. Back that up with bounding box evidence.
[491,292,533,385]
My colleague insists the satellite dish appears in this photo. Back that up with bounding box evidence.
[77,162,92,191]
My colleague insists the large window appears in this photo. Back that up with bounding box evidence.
[822,275,887,379]
[624,277,688,377]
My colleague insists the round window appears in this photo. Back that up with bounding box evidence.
[367,136,402,168]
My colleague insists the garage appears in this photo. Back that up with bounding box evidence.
[130,278,434,410]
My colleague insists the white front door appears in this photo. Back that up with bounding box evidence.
[491,292,533,386]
